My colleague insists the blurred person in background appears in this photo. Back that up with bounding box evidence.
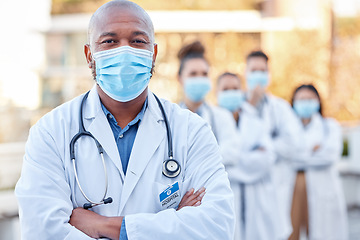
[243,50,301,240]
[217,72,279,240]
[177,41,237,146]
[289,84,348,240]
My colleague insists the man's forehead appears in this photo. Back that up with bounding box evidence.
[222,76,241,85]
[247,57,268,68]
[94,8,146,29]
[248,56,266,62]
[88,2,154,41]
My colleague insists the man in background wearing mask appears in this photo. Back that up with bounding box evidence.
[217,72,279,240]
[15,1,235,239]
[244,51,301,240]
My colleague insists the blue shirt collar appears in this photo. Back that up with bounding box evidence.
[101,98,148,129]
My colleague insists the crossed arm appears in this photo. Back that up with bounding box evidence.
[69,187,206,239]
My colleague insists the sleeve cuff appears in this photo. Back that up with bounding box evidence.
[119,218,128,240]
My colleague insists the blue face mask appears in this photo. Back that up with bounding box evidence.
[93,46,153,102]
[218,90,245,112]
[184,77,211,102]
[246,71,269,90]
[293,99,320,119]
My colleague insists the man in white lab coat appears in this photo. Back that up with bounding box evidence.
[15,1,235,239]
[217,72,279,240]
[243,51,301,239]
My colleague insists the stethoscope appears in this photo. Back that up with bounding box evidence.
[70,91,181,209]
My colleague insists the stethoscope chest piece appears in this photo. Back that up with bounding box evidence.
[162,158,181,178]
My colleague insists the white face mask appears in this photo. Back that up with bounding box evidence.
[93,46,153,102]
[293,99,320,119]
[246,71,269,90]
[184,77,211,102]
[218,90,245,112]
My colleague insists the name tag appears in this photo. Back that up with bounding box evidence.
[159,182,180,210]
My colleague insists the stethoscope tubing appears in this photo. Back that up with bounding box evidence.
[72,152,109,206]
[153,94,174,158]
[71,91,111,209]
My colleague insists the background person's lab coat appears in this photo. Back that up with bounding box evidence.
[289,114,348,240]
[15,86,235,240]
[253,94,302,240]
[180,103,239,165]
[221,102,279,240]
[180,103,236,144]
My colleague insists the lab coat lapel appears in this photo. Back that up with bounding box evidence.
[83,86,124,180]
[305,113,323,146]
[119,91,165,213]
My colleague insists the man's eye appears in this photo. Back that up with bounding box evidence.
[133,39,147,44]
[102,39,116,44]
[190,72,197,77]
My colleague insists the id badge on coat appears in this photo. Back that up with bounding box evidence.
[159,182,181,210]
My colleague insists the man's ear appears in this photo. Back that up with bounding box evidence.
[84,44,93,68]
[177,74,184,86]
[153,43,158,62]
[150,43,158,75]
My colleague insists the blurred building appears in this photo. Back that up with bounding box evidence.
[1,0,360,139]
[45,0,360,122]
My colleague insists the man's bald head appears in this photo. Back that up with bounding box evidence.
[87,0,155,44]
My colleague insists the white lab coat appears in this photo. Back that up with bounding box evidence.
[221,102,278,240]
[179,102,236,144]
[253,94,302,239]
[15,86,235,240]
[196,104,236,145]
[179,102,238,165]
[290,113,348,240]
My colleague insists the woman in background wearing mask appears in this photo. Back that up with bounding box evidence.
[217,72,279,240]
[177,41,236,145]
[289,84,348,240]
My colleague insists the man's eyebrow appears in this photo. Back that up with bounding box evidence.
[132,31,150,38]
[98,32,117,38]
